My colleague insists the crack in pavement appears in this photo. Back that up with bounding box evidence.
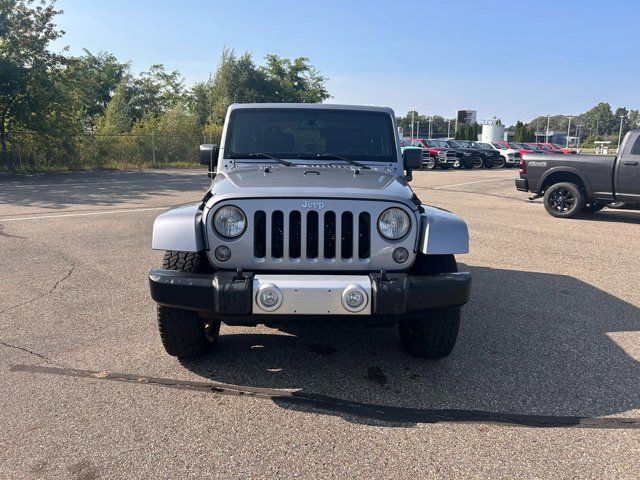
[0,264,75,317]
[0,342,50,362]
[9,364,640,430]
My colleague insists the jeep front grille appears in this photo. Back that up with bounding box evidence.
[254,209,371,261]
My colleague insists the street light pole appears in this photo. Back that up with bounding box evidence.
[545,115,550,143]
[447,120,451,138]
[410,110,415,138]
[617,115,625,152]
[428,117,433,139]
[566,116,573,148]
[416,121,420,140]
[454,112,458,139]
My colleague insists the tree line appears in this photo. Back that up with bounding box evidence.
[0,0,330,172]
[397,101,638,146]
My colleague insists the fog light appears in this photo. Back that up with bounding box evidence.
[214,245,232,262]
[392,247,409,263]
[341,284,368,312]
[256,283,282,311]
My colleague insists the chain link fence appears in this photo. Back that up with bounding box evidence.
[1,130,219,173]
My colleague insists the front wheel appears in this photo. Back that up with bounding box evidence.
[158,306,220,357]
[424,157,437,170]
[399,307,461,359]
[158,250,218,357]
[399,254,461,359]
[495,156,506,168]
[543,182,584,218]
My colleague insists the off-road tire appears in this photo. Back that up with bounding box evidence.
[399,254,461,359]
[162,250,211,272]
[157,306,219,357]
[543,182,584,218]
[157,250,218,357]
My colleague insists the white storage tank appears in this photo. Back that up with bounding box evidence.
[481,124,505,143]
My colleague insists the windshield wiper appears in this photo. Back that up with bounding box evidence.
[297,153,370,170]
[228,153,293,167]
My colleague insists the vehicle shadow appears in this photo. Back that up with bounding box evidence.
[576,210,640,224]
[181,266,640,427]
[0,170,208,211]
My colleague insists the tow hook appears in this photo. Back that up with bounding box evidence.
[528,193,543,201]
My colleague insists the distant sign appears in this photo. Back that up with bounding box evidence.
[457,109,477,124]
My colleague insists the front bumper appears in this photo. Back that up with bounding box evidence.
[149,269,471,323]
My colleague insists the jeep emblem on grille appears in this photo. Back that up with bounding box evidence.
[301,201,325,210]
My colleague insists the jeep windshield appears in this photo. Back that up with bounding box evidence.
[224,108,396,163]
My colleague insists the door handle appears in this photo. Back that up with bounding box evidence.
[623,161,639,166]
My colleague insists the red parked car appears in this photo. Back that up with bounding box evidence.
[409,138,448,169]
[495,141,537,158]
[536,142,576,154]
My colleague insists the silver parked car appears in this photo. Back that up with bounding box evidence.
[149,103,471,359]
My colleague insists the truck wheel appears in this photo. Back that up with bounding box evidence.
[424,157,437,170]
[157,251,219,357]
[399,255,460,359]
[495,157,506,168]
[582,201,605,213]
[543,182,584,218]
[473,158,483,168]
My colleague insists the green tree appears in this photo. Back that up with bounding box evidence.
[0,0,65,171]
[262,54,330,103]
[513,121,524,142]
[62,50,130,128]
[128,64,185,121]
[96,80,131,134]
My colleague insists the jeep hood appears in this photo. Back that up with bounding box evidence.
[209,166,416,207]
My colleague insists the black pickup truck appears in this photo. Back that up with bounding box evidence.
[516,129,640,218]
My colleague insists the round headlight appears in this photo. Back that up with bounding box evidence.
[213,205,246,238]
[378,208,410,240]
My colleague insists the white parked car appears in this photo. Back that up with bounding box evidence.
[473,142,521,168]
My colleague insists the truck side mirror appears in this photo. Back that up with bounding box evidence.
[199,144,219,176]
[403,148,422,170]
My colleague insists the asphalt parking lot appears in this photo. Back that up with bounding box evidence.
[1,167,639,479]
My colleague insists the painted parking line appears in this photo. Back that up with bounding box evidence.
[432,177,514,190]
[0,178,204,189]
[0,206,168,222]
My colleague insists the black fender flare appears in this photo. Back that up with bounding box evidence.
[538,166,594,197]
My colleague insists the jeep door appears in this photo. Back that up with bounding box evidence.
[615,131,640,202]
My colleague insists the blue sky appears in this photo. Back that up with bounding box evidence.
[54,0,639,125]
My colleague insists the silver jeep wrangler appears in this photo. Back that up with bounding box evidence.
[149,104,471,359]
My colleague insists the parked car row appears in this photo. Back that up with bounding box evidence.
[495,141,576,156]
[400,138,520,170]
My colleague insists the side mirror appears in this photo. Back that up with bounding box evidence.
[199,144,219,175]
[403,148,422,170]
